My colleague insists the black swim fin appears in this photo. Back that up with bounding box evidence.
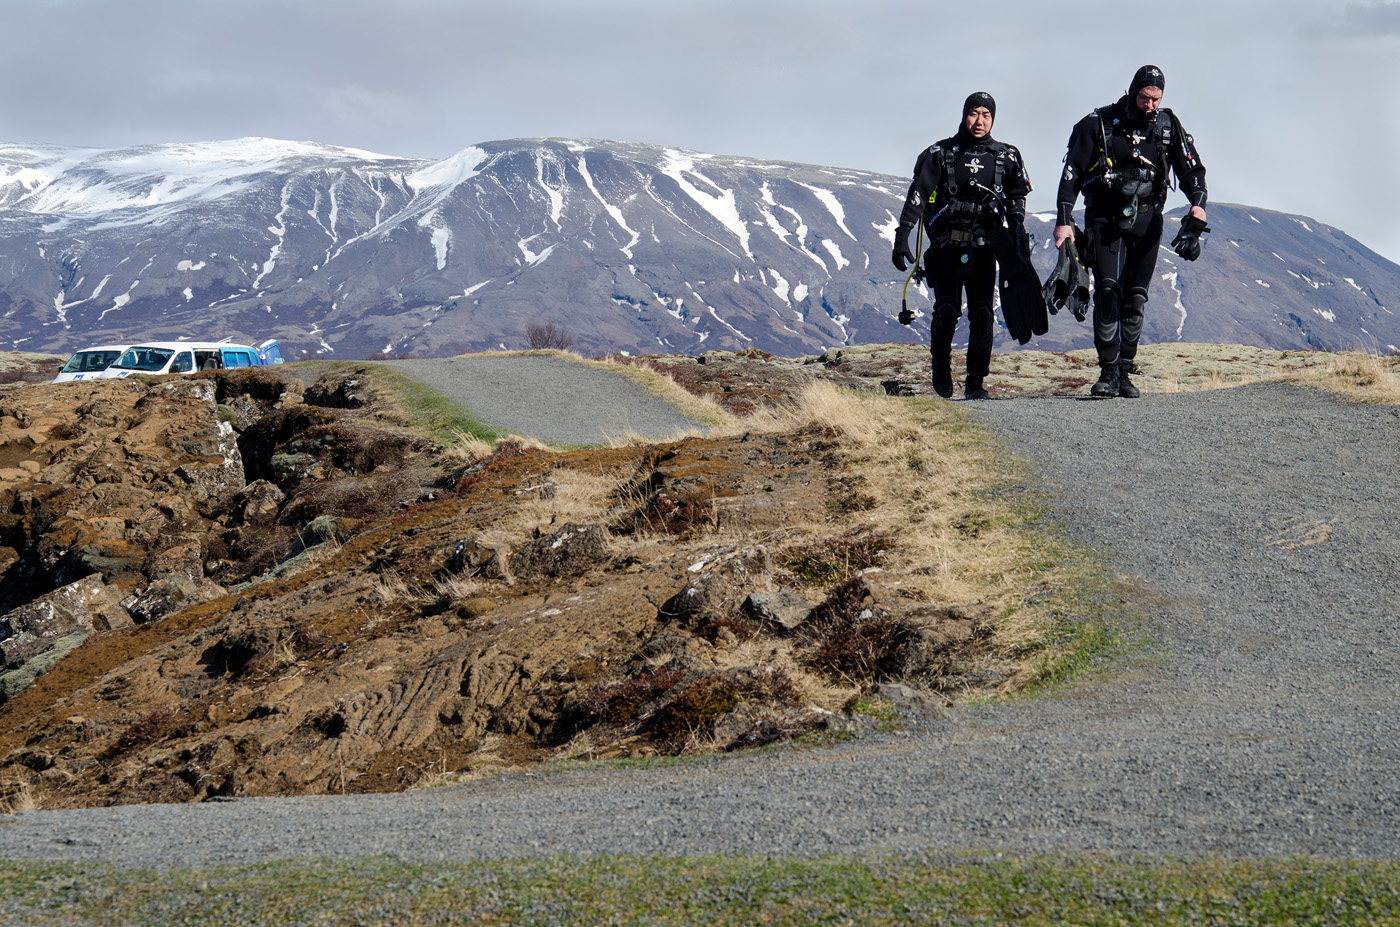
[990,223,1049,345]
[1043,229,1090,322]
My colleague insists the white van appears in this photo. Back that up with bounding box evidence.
[53,344,131,382]
[98,339,284,379]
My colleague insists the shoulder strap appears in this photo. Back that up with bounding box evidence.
[1095,109,1112,173]
[943,145,959,196]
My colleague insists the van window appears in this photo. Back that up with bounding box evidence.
[170,352,194,374]
[113,347,175,372]
[223,350,253,368]
[61,350,122,374]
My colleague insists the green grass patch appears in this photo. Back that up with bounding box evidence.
[955,429,1153,700]
[1005,484,1154,697]
[842,694,903,731]
[2,853,1397,926]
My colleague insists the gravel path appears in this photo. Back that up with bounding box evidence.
[2,382,1397,865]
[379,355,707,444]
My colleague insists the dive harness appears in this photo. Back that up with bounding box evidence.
[1089,108,1173,230]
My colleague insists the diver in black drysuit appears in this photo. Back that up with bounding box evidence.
[1054,65,1208,397]
[893,92,1032,400]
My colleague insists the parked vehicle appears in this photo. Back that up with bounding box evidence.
[52,344,131,382]
[98,339,284,379]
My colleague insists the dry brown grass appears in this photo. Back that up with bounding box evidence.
[732,382,1026,608]
[1116,344,1400,404]
[0,782,40,815]
[723,637,857,711]
[704,380,1092,696]
[433,572,484,603]
[1280,350,1400,404]
[412,735,518,788]
[516,469,624,531]
[445,430,555,465]
[445,430,495,463]
[370,572,418,606]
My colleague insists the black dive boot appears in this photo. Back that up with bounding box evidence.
[964,343,991,400]
[1090,364,1119,398]
[1117,361,1141,398]
[930,344,954,399]
[932,355,954,398]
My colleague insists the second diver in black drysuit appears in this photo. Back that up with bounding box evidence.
[892,91,1033,399]
[1053,64,1209,397]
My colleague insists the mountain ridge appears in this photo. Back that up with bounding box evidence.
[2,136,1397,359]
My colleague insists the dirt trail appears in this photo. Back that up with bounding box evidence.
[379,355,710,444]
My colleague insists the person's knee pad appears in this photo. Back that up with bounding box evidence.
[1093,279,1122,332]
[931,301,962,339]
[932,298,964,322]
[1122,286,1149,342]
[1123,286,1149,315]
[1094,279,1122,311]
[966,300,995,325]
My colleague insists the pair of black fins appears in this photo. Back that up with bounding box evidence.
[1041,223,1092,322]
[988,220,1050,344]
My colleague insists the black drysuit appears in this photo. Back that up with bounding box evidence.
[896,128,1031,390]
[1055,97,1206,370]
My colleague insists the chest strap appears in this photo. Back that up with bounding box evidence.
[943,145,1005,200]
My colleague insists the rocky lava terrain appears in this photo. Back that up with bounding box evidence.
[0,354,1017,808]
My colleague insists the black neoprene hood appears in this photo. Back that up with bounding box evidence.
[1129,65,1166,98]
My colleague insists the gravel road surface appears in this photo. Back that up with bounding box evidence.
[2,382,1396,866]
[379,355,707,445]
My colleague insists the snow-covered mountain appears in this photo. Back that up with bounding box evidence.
[1,137,1397,358]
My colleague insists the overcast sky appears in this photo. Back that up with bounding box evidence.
[4,0,1398,264]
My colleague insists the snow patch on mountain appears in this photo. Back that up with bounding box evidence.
[660,150,751,258]
[535,150,567,227]
[1161,270,1188,339]
[796,181,856,240]
[253,184,293,289]
[578,155,639,258]
[407,147,488,192]
[821,240,850,270]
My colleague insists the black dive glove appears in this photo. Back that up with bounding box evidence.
[892,227,916,272]
[1171,215,1210,261]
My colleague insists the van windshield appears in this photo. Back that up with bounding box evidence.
[60,350,122,374]
[112,347,175,372]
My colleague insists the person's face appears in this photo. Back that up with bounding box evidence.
[1135,86,1163,115]
[964,107,993,138]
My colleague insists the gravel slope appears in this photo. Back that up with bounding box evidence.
[2,382,1397,865]
[379,355,707,444]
